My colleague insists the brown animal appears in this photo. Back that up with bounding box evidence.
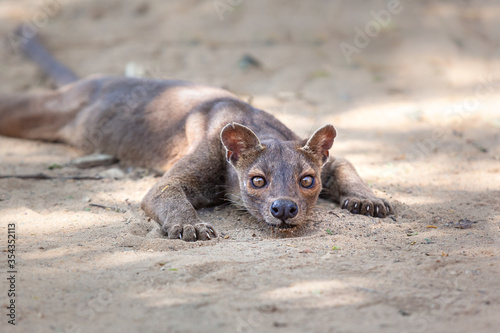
[0,31,392,241]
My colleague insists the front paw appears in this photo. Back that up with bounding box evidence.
[341,196,393,218]
[162,222,218,242]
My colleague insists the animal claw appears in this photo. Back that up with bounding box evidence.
[342,199,349,209]
[206,232,211,240]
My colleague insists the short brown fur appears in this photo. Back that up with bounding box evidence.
[0,32,392,241]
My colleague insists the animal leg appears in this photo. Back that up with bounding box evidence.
[141,145,226,241]
[321,157,393,217]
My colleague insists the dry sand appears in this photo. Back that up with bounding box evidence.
[1,1,499,332]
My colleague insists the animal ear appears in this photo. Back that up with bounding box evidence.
[220,123,263,164]
[302,125,336,163]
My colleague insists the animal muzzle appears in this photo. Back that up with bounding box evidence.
[270,199,298,227]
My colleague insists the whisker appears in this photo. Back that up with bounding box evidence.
[226,200,260,214]
[229,204,259,213]
[224,193,243,199]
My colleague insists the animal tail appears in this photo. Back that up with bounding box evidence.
[14,26,79,88]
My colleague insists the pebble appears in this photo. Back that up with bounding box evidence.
[98,167,125,179]
[70,153,117,169]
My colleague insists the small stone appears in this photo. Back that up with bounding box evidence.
[259,304,278,313]
[238,54,262,70]
[70,153,117,169]
[399,309,411,316]
[98,168,125,179]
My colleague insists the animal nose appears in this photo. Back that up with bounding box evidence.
[270,199,298,221]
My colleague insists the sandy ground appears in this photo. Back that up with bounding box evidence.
[1,1,500,332]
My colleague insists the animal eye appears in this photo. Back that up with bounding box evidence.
[251,176,266,188]
[300,176,314,188]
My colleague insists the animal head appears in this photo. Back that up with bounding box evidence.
[221,123,336,228]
